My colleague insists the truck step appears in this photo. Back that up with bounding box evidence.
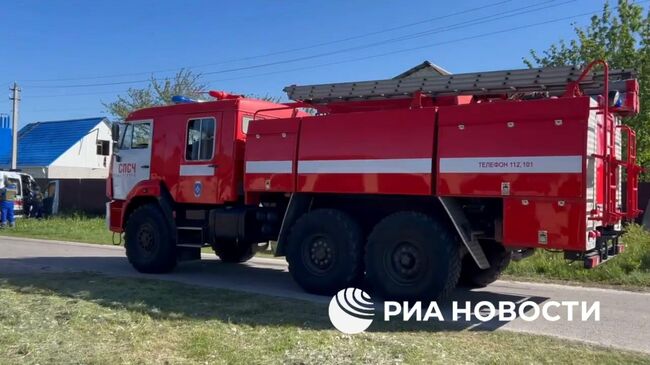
[176,226,205,247]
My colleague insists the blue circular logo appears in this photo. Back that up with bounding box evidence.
[193,181,202,197]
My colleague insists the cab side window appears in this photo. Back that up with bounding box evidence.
[132,123,151,149]
[186,118,216,161]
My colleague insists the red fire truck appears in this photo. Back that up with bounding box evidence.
[107,60,642,300]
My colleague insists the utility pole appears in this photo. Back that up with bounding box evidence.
[9,82,20,170]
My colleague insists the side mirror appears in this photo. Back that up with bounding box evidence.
[111,123,120,143]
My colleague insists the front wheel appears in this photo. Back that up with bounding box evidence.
[286,209,364,295]
[125,204,177,273]
[365,212,461,301]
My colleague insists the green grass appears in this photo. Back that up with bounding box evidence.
[0,215,276,257]
[2,216,649,288]
[0,273,647,364]
[505,224,650,288]
[0,215,114,245]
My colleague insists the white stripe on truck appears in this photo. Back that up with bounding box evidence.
[245,156,581,175]
[245,160,293,174]
[298,158,432,174]
[179,164,215,176]
[439,155,582,173]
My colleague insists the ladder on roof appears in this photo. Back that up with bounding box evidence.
[283,66,636,103]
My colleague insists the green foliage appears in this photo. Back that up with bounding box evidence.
[525,0,650,179]
[506,224,650,287]
[103,69,206,120]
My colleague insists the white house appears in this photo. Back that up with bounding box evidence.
[0,117,113,214]
[1,117,113,179]
[393,61,452,79]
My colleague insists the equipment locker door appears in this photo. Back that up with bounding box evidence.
[112,119,153,200]
[177,113,223,204]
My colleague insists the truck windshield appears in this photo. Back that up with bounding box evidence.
[120,123,151,150]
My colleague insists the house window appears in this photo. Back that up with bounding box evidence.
[96,140,110,156]
[186,118,216,161]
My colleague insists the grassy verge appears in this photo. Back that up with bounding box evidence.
[0,215,113,245]
[2,216,649,288]
[0,215,276,257]
[0,273,647,364]
[505,224,650,288]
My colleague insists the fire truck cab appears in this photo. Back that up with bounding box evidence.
[108,61,642,300]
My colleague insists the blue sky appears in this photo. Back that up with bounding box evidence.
[0,0,645,126]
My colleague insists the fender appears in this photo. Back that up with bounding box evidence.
[126,179,162,201]
[274,193,312,256]
[118,180,176,236]
[438,197,490,269]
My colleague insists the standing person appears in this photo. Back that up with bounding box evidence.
[23,185,33,219]
[31,185,44,219]
[0,178,17,228]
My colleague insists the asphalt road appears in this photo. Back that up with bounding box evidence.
[1,236,649,354]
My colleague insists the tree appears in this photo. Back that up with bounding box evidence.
[103,69,206,120]
[525,0,650,179]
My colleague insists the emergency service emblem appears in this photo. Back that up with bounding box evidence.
[193,181,202,197]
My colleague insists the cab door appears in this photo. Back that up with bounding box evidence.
[112,120,153,200]
[177,113,223,204]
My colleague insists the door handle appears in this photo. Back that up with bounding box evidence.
[141,165,150,169]
[209,164,219,168]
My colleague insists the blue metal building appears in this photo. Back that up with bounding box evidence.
[0,114,11,164]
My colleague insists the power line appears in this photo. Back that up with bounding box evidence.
[26,89,132,99]
[21,0,512,83]
[27,107,104,113]
[24,0,571,89]
[22,0,646,100]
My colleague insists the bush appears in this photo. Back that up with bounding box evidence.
[505,224,650,287]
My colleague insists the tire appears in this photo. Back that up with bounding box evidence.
[365,211,461,301]
[459,240,511,288]
[125,204,177,273]
[213,241,255,263]
[286,209,364,295]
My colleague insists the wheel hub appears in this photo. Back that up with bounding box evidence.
[305,236,333,272]
[137,224,155,253]
[389,242,421,282]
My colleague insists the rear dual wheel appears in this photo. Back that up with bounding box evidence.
[286,209,461,301]
[286,209,364,295]
[365,212,461,301]
[459,240,510,288]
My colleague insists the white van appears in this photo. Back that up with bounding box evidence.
[0,170,36,216]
